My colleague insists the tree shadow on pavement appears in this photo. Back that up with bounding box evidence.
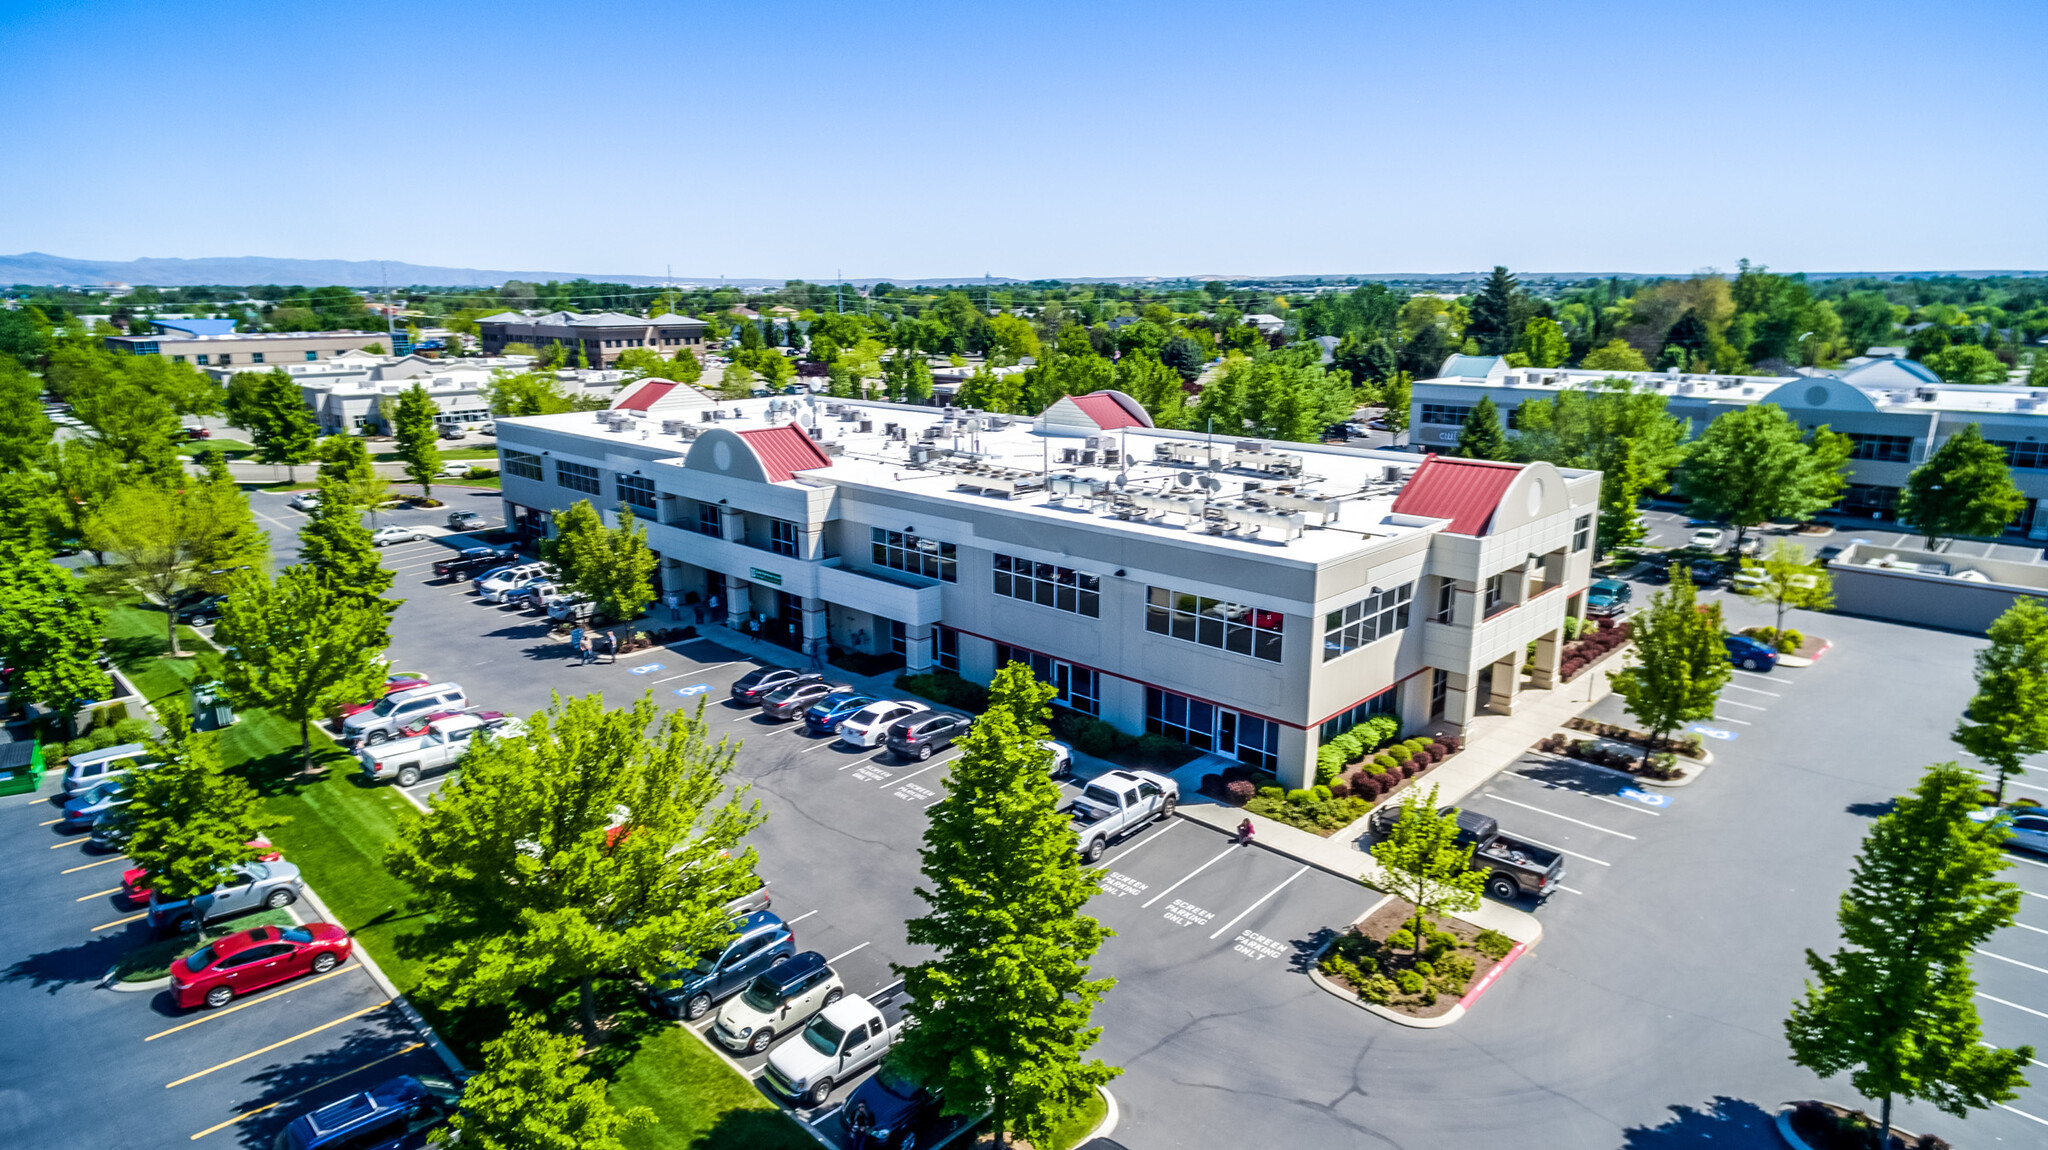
[1289,926,1337,975]
[2,923,148,993]
[229,1013,433,1149]
[1614,1095,1777,1149]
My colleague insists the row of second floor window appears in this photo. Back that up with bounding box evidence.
[873,528,957,582]
[1323,583,1413,661]
[1145,586,1284,663]
[168,350,321,365]
[992,554,1101,617]
[1990,439,2048,470]
[1419,403,1472,426]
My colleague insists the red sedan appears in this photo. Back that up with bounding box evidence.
[123,839,282,905]
[170,922,353,1009]
[332,677,430,722]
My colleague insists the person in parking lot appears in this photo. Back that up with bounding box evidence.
[569,624,584,662]
[581,631,596,665]
[603,630,618,663]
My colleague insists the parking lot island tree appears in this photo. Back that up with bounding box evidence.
[1368,783,1485,957]
[110,722,272,903]
[215,564,392,771]
[894,662,1121,1149]
[1785,762,2033,1147]
[87,478,269,658]
[446,1013,651,1150]
[1678,404,1852,553]
[388,382,442,498]
[1608,565,1731,762]
[1952,598,2048,806]
[316,433,389,518]
[385,692,765,1044]
[1898,423,2029,549]
[1739,540,1836,635]
[0,550,112,732]
[541,499,658,625]
[297,463,397,611]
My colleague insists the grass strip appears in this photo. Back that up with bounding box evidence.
[611,1026,815,1150]
[113,907,295,981]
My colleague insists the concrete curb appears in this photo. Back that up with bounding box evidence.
[1304,920,1531,1030]
[1531,741,1709,785]
[1772,1101,1917,1150]
[1085,1084,1120,1143]
[296,882,467,1076]
[1776,638,1832,668]
[105,973,171,992]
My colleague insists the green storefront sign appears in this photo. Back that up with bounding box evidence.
[749,567,784,586]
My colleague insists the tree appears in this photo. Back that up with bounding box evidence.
[316,433,389,513]
[484,370,579,416]
[0,355,53,469]
[1467,266,1525,356]
[1925,343,2007,385]
[1160,334,1205,382]
[446,1015,651,1150]
[1786,763,2032,1146]
[669,348,703,384]
[1380,371,1412,438]
[716,362,755,400]
[541,500,658,623]
[1738,541,1835,634]
[89,481,268,657]
[50,439,122,559]
[1517,317,1571,368]
[298,485,396,609]
[1513,383,1689,553]
[244,370,320,482]
[894,663,1119,1148]
[1608,565,1730,760]
[0,553,111,728]
[110,727,269,903]
[1953,599,2048,806]
[1899,424,2028,548]
[1580,338,1651,372]
[1369,783,1485,958]
[1679,404,1851,552]
[389,383,442,497]
[611,347,669,379]
[1457,396,1510,460]
[386,692,764,1041]
[215,565,391,771]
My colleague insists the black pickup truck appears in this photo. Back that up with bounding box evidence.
[1369,805,1565,901]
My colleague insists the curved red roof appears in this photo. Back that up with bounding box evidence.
[737,424,832,482]
[1389,454,1521,536]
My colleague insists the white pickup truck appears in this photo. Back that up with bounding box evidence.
[1069,769,1179,862]
[764,983,911,1108]
[357,713,523,787]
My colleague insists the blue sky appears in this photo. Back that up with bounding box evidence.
[2,0,2043,280]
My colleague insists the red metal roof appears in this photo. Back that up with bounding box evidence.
[1389,454,1522,536]
[614,380,677,411]
[738,424,833,483]
[1068,392,1148,430]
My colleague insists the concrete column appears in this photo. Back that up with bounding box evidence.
[1398,676,1432,735]
[801,523,827,561]
[1530,628,1562,690]
[801,596,828,660]
[1450,582,1479,627]
[1487,652,1521,715]
[726,578,752,630]
[1440,670,1475,729]
[1275,724,1314,791]
[903,622,935,673]
[720,506,744,544]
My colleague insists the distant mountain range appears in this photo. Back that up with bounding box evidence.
[2,251,2042,289]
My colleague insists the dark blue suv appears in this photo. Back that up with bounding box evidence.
[805,692,879,735]
[1723,634,1779,671]
[648,910,797,1020]
[841,1060,944,1149]
[272,1074,464,1150]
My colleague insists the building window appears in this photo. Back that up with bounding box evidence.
[1430,577,1455,623]
[1323,583,1413,660]
[217,354,231,365]
[1846,433,1914,463]
[196,355,210,365]
[996,643,1098,716]
[769,518,799,557]
[617,473,656,512]
[305,351,318,361]
[1145,586,1283,662]
[503,449,542,481]
[775,590,802,621]
[872,528,957,582]
[1319,689,1398,743]
[993,554,1100,617]
[1420,403,1471,426]
[555,460,600,494]
[935,626,959,673]
[694,502,724,537]
[1232,714,1280,771]
[890,620,907,657]
[252,352,265,364]
[1484,571,1517,618]
[1991,440,2048,470]
[1573,513,1592,552]
[1145,687,1214,751]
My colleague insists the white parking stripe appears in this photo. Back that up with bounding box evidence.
[886,760,951,788]
[804,739,847,754]
[1554,884,1586,895]
[1998,1103,2048,1128]
[2014,921,2048,936]
[1510,833,1611,867]
[785,910,819,925]
[1481,794,1637,839]
[1503,773,1661,815]
[2007,854,2048,871]
[1717,698,1768,710]
[1141,846,1238,908]
[1983,1040,2048,1071]
[1732,669,1778,681]
[826,941,870,963]
[1976,948,2048,976]
[1208,866,1308,939]
[1723,682,1782,697]
[1097,820,1181,869]
[1711,715,1754,725]
[1979,991,2048,1020]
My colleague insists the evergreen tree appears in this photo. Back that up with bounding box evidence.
[215,565,391,770]
[1953,598,2048,806]
[246,369,321,483]
[1679,404,1851,552]
[1466,266,1524,356]
[541,500,658,623]
[1786,763,2033,1146]
[1457,396,1510,460]
[1899,423,2028,548]
[389,383,442,498]
[1369,783,1485,956]
[1160,334,1206,382]
[110,725,270,903]
[894,664,1120,1148]
[1608,565,1730,761]
[447,1015,651,1150]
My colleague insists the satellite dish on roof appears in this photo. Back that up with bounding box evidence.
[1113,473,1129,489]
[1198,475,1222,493]
[1175,471,1194,487]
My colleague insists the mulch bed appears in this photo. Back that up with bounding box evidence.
[1785,1100,1946,1150]
[1318,898,1515,1019]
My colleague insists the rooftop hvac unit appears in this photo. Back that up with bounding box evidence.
[883,422,898,435]
[1079,450,1097,466]
[891,427,908,441]
[701,410,714,422]
[859,420,873,433]
[1917,388,1938,402]
[822,443,845,456]
[1086,436,1102,450]
[909,444,932,465]
[1061,447,1080,463]
[1103,447,1122,467]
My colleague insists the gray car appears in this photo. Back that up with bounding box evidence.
[61,780,132,828]
[147,860,303,933]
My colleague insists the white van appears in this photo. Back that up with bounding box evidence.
[63,743,153,797]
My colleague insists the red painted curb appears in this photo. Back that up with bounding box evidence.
[1805,639,1832,662]
[1458,941,1527,1010]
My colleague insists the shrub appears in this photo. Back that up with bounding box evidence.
[1224,780,1256,806]
[1436,953,1477,990]
[1134,733,1185,764]
[1285,788,1315,803]
[111,717,150,743]
[894,671,989,712]
[1256,785,1283,801]
[1474,929,1515,960]
[1401,759,1420,778]
[1359,974,1396,1004]
[1311,784,1333,802]
[1386,928,1416,953]
[1395,969,1428,996]
[1315,745,1343,783]
[1328,780,1350,799]
[1424,743,1445,763]
[1199,773,1222,796]
[1424,930,1458,962]
[1064,715,1131,759]
[1440,735,1462,754]
[1221,764,1255,784]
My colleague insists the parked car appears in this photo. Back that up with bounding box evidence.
[125,840,280,905]
[713,950,846,1055]
[1042,739,1074,779]
[478,421,496,436]
[359,712,525,787]
[287,491,321,512]
[393,708,512,742]
[647,911,798,1020]
[272,1073,466,1150]
[1369,805,1566,900]
[1689,557,1727,587]
[369,525,423,547]
[61,779,131,829]
[766,985,911,1108]
[1585,578,1631,617]
[183,426,212,440]
[475,564,552,603]
[1687,526,1724,551]
[730,668,825,705]
[1969,807,2048,854]
[62,743,152,798]
[171,590,229,625]
[147,860,303,933]
[172,921,353,1009]
[340,682,467,746]
[334,676,434,723]
[835,700,923,748]
[446,509,486,531]
[840,1060,944,1150]
[433,546,514,580]
[804,692,879,735]
[723,878,772,918]
[543,592,595,621]
[883,711,973,761]
[502,579,559,612]
[1068,770,1179,862]
[436,424,465,440]
[1724,633,1779,671]
[760,680,842,721]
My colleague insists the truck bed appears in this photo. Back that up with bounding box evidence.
[1476,833,1561,876]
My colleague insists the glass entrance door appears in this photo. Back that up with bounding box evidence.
[1216,711,1238,758]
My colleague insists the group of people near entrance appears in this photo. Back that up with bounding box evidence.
[567,626,618,665]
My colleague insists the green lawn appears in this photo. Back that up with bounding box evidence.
[438,475,501,490]
[612,1027,814,1150]
[374,447,498,461]
[115,907,295,981]
[178,439,256,460]
[1045,1091,1108,1150]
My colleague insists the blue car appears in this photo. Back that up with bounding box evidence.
[805,691,880,735]
[840,1060,944,1149]
[273,1073,465,1150]
[1723,634,1779,671]
[1586,578,1632,617]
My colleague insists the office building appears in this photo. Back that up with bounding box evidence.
[474,310,711,367]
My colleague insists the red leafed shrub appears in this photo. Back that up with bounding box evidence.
[1400,759,1419,778]
[1425,744,1446,764]
[1439,734,1463,754]
[1329,780,1352,799]
[1343,769,1369,793]
[1367,772,1394,796]
[1224,780,1256,806]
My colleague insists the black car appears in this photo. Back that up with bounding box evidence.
[272,1073,465,1150]
[730,668,824,705]
[647,910,797,1020]
[171,591,228,624]
[759,680,841,720]
[1689,557,1727,586]
[841,1061,943,1149]
[883,711,973,761]
[433,546,514,580]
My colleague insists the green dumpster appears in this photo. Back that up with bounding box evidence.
[192,681,236,731]
[0,738,44,797]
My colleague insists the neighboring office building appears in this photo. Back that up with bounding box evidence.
[1411,354,2048,540]
[103,327,388,366]
[206,352,622,434]
[475,310,710,367]
[495,391,1600,788]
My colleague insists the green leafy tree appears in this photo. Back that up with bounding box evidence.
[669,348,703,383]
[1925,343,2007,385]
[1513,383,1689,553]
[298,486,396,609]
[895,663,1120,1149]
[0,553,111,728]
[389,383,442,497]
[1737,541,1834,634]
[1380,371,1412,438]
[88,481,268,656]
[50,439,123,559]
[446,1015,651,1150]
[1608,565,1730,759]
[611,347,669,379]
[1369,783,1485,957]
[484,371,579,416]
[1457,395,1510,460]
[1517,317,1571,368]
[1786,763,2033,1146]
[1580,338,1651,372]
[386,692,764,1041]
[245,370,320,482]
[215,565,390,770]
[1679,404,1851,552]
[0,355,54,469]
[717,362,755,400]
[111,728,270,903]
[541,500,658,623]
[316,433,389,513]
[1953,598,2048,806]
[1899,423,2028,548]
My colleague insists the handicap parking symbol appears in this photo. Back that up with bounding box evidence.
[673,683,711,698]
[629,662,665,676]
[1688,724,1737,741]
[1616,787,1671,808]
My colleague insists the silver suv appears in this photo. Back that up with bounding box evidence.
[341,682,466,746]
[147,861,303,933]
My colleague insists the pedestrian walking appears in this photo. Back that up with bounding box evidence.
[580,630,595,665]
[604,630,618,663]
[707,594,721,624]
[663,590,681,621]
[569,625,584,663]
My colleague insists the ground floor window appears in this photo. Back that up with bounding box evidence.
[1835,483,1900,519]
[1145,687,1279,769]
[1319,687,1399,742]
[890,620,907,658]
[936,626,959,673]
[996,643,1097,715]
[1432,669,1448,719]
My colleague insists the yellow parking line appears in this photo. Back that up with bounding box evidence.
[40,816,65,826]
[92,911,148,932]
[165,1000,391,1088]
[50,836,90,849]
[61,855,127,873]
[146,964,358,1040]
[76,885,123,902]
[186,1041,424,1141]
